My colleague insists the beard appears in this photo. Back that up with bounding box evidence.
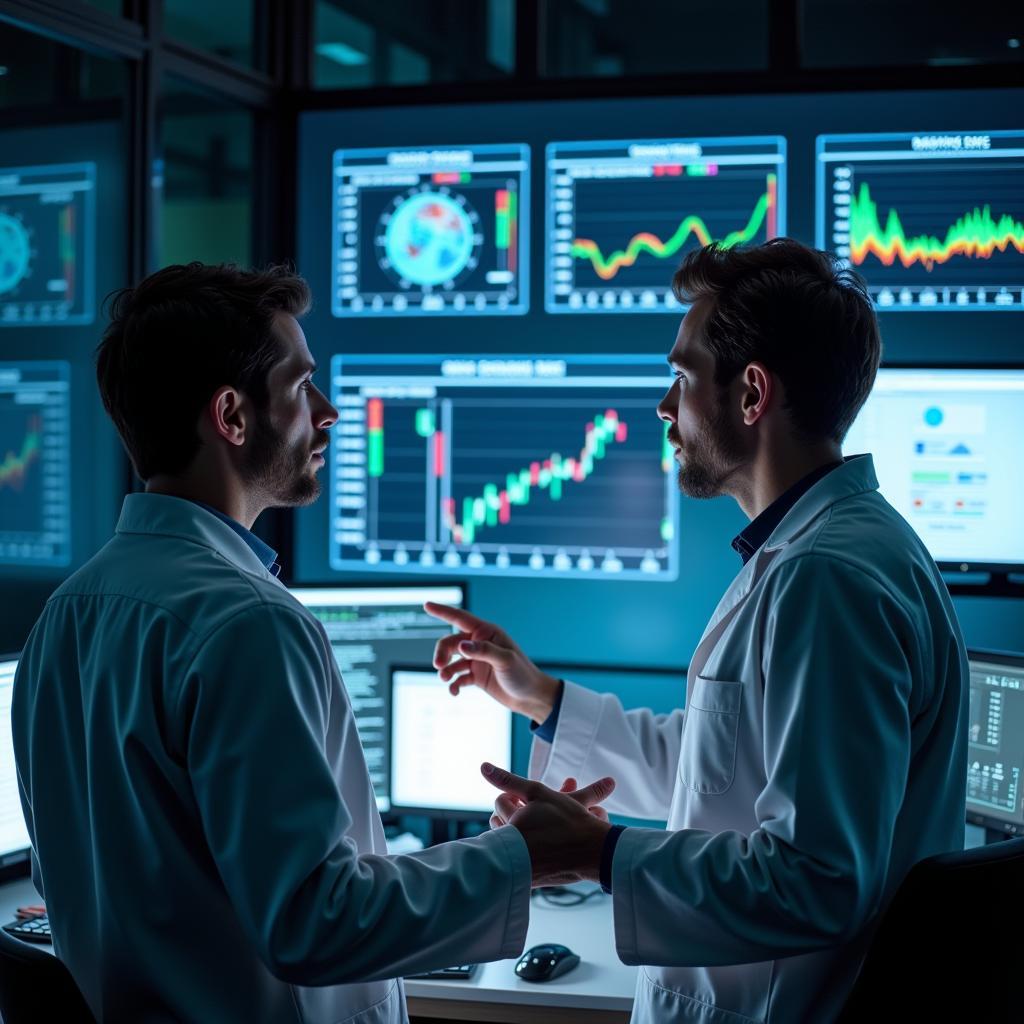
[241,408,326,507]
[672,395,746,499]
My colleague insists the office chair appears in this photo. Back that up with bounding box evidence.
[839,836,1024,1022]
[0,925,95,1023]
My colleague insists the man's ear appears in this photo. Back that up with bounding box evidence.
[741,362,773,426]
[206,386,247,448]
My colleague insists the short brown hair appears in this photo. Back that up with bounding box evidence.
[672,238,881,443]
[96,262,311,480]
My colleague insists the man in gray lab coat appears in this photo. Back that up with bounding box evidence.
[13,262,615,1023]
[428,239,968,1024]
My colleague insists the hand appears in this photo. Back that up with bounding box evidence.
[482,762,614,887]
[490,777,610,829]
[425,603,561,724]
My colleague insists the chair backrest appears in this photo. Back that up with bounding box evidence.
[839,837,1024,1021]
[0,927,95,1023]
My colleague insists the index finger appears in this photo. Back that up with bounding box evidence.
[566,776,616,807]
[481,762,540,801]
[424,602,492,633]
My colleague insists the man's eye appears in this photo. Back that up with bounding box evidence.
[301,379,313,391]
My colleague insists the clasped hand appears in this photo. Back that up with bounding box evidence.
[481,762,614,887]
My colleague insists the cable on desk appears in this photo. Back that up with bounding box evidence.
[532,885,605,907]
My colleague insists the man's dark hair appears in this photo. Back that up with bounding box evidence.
[96,262,311,480]
[672,238,881,443]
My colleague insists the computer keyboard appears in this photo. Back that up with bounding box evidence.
[405,963,478,980]
[3,913,51,944]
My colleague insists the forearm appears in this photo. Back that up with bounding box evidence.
[253,828,531,985]
[530,681,684,820]
[612,826,873,967]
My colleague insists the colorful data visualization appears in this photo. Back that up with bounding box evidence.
[546,136,785,313]
[332,144,528,316]
[329,355,678,580]
[817,131,1024,311]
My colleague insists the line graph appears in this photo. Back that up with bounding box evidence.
[547,137,785,313]
[849,181,1024,271]
[817,131,1024,310]
[329,355,679,580]
[571,174,777,281]
[0,362,71,566]
[0,416,41,491]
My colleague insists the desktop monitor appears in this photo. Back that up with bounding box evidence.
[843,367,1024,571]
[0,656,31,869]
[965,649,1024,837]
[389,667,513,817]
[288,584,464,814]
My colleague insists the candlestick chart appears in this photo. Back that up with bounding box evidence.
[329,355,678,580]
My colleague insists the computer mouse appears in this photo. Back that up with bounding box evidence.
[514,943,581,982]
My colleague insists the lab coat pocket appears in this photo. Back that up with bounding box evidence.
[678,676,743,795]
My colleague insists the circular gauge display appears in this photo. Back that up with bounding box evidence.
[377,189,480,289]
[0,211,31,295]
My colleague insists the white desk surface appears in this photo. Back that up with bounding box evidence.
[0,877,636,1018]
[406,887,636,1013]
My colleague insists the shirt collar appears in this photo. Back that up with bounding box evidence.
[731,459,845,565]
[191,500,281,576]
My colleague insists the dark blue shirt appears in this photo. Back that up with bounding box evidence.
[730,459,845,565]
[537,459,846,892]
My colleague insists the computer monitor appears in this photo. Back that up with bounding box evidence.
[389,667,513,818]
[288,584,464,813]
[0,656,31,869]
[326,354,679,580]
[965,649,1024,837]
[816,131,1024,312]
[843,367,1024,571]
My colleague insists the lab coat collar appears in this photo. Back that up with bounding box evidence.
[115,492,275,579]
[688,454,880,675]
[762,453,879,553]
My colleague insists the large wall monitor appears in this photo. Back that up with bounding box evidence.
[332,144,529,317]
[966,649,1024,836]
[844,368,1024,570]
[0,163,96,326]
[817,131,1024,311]
[330,354,678,580]
[0,656,31,867]
[546,136,785,313]
[0,362,71,567]
[390,667,513,817]
[287,584,464,813]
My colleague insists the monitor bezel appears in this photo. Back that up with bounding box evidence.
[965,646,1024,837]
[388,662,514,820]
[862,362,1024,575]
[285,580,468,608]
[0,654,31,880]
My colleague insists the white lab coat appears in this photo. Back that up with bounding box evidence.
[13,494,531,1023]
[531,455,968,1023]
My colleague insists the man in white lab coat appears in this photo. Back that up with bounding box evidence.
[428,239,969,1023]
[12,263,614,1023]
